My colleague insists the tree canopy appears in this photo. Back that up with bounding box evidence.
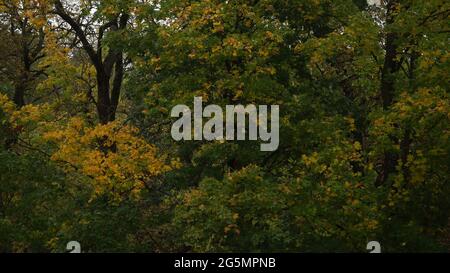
[0,0,449,252]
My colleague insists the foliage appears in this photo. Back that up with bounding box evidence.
[0,0,448,252]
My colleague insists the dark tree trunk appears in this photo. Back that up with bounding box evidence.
[13,84,26,107]
[54,1,128,125]
[380,0,403,110]
[96,71,113,124]
[376,0,403,186]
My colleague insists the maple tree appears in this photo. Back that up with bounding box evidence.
[0,0,449,252]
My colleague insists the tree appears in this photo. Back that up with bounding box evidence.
[52,0,130,124]
[0,0,47,107]
[0,0,448,253]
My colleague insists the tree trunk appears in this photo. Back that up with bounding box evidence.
[96,71,113,124]
[13,84,26,107]
[376,0,403,186]
[54,1,128,125]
